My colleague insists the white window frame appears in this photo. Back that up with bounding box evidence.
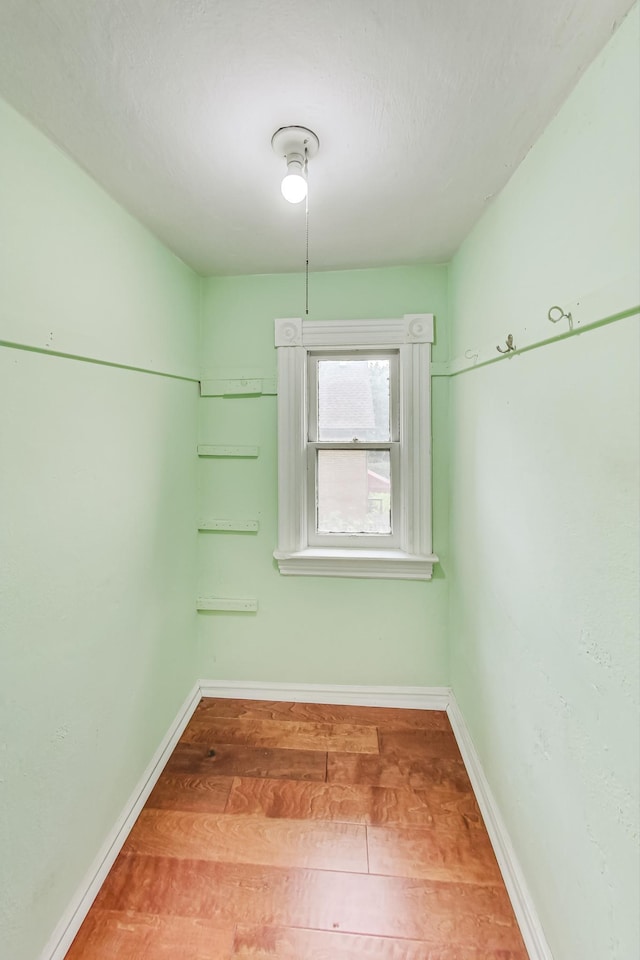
[273,314,438,581]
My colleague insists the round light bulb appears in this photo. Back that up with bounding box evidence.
[281,172,307,204]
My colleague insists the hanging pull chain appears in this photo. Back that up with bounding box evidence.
[305,148,310,315]
[305,192,310,316]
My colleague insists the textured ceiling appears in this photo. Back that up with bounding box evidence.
[0,0,633,275]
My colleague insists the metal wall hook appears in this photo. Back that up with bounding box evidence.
[496,334,516,354]
[548,305,573,329]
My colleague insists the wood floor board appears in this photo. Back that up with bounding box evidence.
[225,777,484,833]
[378,729,463,761]
[367,823,503,885]
[166,740,327,781]
[225,775,485,830]
[306,703,452,731]
[195,697,451,731]
[420,787,484,824]
[94,855,527,950]
[181,715,379,753]
[123,808,369,873]
[327,751,473,791]
[231,924,527,959]
[225,776,437,826]
[147,772,232,812]
[64,909,234,959]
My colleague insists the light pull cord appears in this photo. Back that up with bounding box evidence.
[305,149,310,315]
[305,193,310,315]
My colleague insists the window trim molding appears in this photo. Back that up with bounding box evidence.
[274,314,438,581]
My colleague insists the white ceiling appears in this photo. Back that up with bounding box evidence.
[0,1,633,275]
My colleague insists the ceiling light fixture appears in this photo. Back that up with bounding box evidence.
[271,126,319,204]
[271,126,320,316]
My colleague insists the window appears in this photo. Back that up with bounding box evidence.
[308,353,399,547]
[274,314,438,580]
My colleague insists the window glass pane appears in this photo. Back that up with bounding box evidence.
[318,359,390,441]
[317,450,391,534]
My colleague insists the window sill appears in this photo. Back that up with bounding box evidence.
[273,548,438,581]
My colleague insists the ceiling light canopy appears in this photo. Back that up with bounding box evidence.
[271,126,319,204]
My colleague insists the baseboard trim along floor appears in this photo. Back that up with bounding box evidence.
[198,678,451,711]
[40,682,202,960]
[447,694,554,960]
[40,679,553,960]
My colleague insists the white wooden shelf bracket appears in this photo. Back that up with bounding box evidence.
[197,598,258,613]
[197,445,259,458]
[198,520,259,533]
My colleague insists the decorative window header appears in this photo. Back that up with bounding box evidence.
[274,314,434,348]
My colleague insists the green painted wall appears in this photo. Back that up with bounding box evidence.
[0,98,201,960]
[198,266,450,685]
[448,6,639,960]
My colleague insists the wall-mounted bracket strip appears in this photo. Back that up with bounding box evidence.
[197,445,259,458]
[197,598,258,612]
[199,520,259,533]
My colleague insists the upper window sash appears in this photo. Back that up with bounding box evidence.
[307,350,400,444]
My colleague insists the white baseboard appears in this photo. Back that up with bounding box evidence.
[198,678,451,710]
[447,694,553,960]
[40,682,201,960]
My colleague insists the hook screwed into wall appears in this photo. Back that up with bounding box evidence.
[496,334,516,354]
[548,305,573,330]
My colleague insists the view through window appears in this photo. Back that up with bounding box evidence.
[313,358,394,536]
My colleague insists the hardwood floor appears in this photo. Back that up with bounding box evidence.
[64,699,528,959]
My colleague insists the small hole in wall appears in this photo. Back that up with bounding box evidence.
[208,749,216,758]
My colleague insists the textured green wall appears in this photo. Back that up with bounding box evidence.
[198,266,450,685]
[0,98,201,960]
[448,7,640,959]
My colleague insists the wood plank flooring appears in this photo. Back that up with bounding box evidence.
[64,698,528,959]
